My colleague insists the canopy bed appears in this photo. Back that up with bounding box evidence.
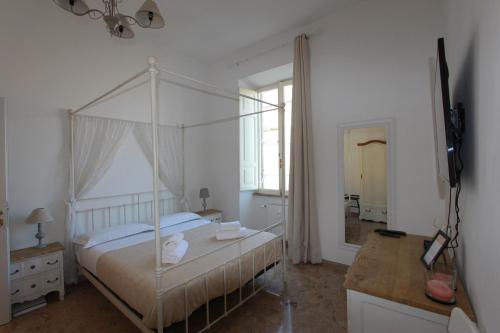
[65,57,287,333]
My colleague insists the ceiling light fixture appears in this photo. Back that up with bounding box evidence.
[53,0,165,39]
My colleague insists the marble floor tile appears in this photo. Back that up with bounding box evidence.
[0,261,348,333]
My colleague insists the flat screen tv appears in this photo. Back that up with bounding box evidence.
[433,38,464,188]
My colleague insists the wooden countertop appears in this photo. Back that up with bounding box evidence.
[344,233,476,321]
[11,242,64,262]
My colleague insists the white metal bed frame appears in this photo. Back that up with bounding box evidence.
[74,190,178,233]
[67,57,288,333]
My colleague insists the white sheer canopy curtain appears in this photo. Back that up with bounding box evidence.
[288,34,322,264]
[134,123,187,209]
[65,115,134,283]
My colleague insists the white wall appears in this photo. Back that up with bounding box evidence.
[239,192,287,231]
[206,0,446,265]
[0,1,210,250]
[443,0,500,331]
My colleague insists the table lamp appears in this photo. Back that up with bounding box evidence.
[199,188,210,212]
[25,208,54,248]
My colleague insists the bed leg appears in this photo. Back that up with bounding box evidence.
[184,285,189,333]
[156,295,163,333]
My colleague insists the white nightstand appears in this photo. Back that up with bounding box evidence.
[196,209,222,223]
[10,242,65,314]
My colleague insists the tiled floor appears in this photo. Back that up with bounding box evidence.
[0,261,348,333]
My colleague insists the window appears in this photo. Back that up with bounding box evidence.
[240,80,292,195]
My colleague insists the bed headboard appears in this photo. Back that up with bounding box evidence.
[75,190,180,235]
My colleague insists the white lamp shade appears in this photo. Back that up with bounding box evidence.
[53,0,89,15]
[112,15,135,39]
[25,208,54,225]
[135,0,165,29]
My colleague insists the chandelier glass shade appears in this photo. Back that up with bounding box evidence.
[53,0,165,38]
[135,0,165,28]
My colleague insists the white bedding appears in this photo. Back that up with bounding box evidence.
[76,218,281,328]
[75,218,211,275]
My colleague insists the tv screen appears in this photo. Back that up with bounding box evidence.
[433,38,459,188]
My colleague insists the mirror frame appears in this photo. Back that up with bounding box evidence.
[337,118,396,249]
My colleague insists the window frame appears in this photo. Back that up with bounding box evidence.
[255,79,292,196]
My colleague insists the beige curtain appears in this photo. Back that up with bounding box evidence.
[288,34,322,264]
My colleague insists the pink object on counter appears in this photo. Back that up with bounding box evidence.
[432,272,453,283]
[426,279,454,303]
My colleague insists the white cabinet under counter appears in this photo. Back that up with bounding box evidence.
[344,234,475,333]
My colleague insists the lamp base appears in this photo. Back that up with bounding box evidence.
[35,223,47,248]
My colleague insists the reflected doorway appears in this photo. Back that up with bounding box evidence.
[344,127,388,245]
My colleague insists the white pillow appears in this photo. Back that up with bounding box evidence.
[73,223,154,249]
[148,212,202,229]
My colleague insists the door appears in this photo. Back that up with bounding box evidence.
[0,98,10,324]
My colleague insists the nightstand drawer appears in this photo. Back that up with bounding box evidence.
[42,253,61,271]
[10,262,23,280]
[23,276,43,300]
[23,258,42,277]
[10,280,23,303]
[43,270,61,290]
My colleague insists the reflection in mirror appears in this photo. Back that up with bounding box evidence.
[344,127,388,245]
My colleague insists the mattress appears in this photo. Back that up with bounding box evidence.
[76,219,281,329]
[75,218,211,275]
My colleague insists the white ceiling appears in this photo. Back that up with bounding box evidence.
[122,0,355,64]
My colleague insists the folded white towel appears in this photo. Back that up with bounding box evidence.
[162,240,188,264]
[215,227,248,240]
[162,232,184,253]
[219,221,241,231]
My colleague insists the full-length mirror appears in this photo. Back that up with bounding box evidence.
[343,126,389,245]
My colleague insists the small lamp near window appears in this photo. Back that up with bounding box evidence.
[199,188,210,212]
[25,208,54,248]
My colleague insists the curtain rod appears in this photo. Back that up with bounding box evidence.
[80,79,149,112]
[72,76,240,118]
[159,78,239,103]
[73,113,180,128]
[71,76,277,118]
[70,65,280,117]
[183,107,281,129]
[158,66,280,109]
[71,69,149,115]
[73,106,284,131]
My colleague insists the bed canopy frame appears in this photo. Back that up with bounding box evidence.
[66,56,288,333]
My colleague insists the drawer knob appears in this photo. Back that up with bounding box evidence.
[10,269,19,276]
[46,277,59,283]
[30,284,37,289]
[30,265,36,270]
[46,260,58,265]
[11,289,20,296]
